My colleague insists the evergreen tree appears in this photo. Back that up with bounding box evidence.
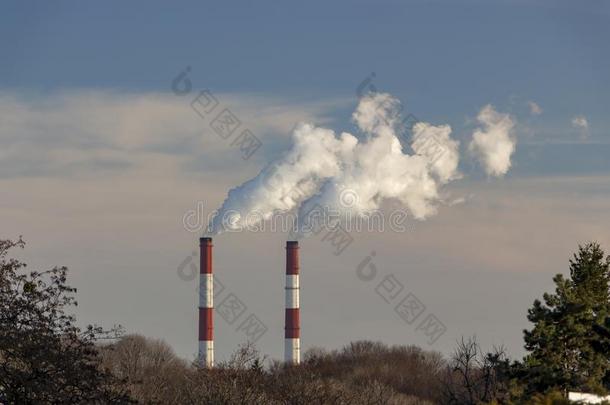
[523,242,610,395]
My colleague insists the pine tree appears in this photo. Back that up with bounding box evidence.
[523,242,610,395]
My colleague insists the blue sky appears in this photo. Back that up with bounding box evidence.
[3,0,609,172]
[1,1,609,362]
[3,1,609,123]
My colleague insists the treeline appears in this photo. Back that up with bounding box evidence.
[92,334,575,404]
[99,336,444,404]
[1,238,610,404]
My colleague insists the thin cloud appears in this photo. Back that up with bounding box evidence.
[528,101,542,116]
[571,115,589,140]
[572,115,588,130]
[0,91,344,178]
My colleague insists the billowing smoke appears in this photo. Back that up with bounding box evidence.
[209,93,461,236]
[468,105,516,177]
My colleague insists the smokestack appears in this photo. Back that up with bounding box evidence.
[199,237,214,368]
[285,241,301,364]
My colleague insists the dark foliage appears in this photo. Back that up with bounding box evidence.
[0,238,130,404]
[523,242,610,395]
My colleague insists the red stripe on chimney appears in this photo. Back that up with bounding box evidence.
[286,241,299,275]
[285,308,300,338]
[200,237,212,274]
[198,307,213,340]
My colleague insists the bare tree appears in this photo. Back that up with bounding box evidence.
[100,334,187,404]
[442,336,513,404]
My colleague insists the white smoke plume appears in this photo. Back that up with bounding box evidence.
[209,93,461,235]
[469,105,516,177]
[411,121,460,184]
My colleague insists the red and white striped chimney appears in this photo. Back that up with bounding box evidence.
[285,241,301,364]
[199,237,214,368]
